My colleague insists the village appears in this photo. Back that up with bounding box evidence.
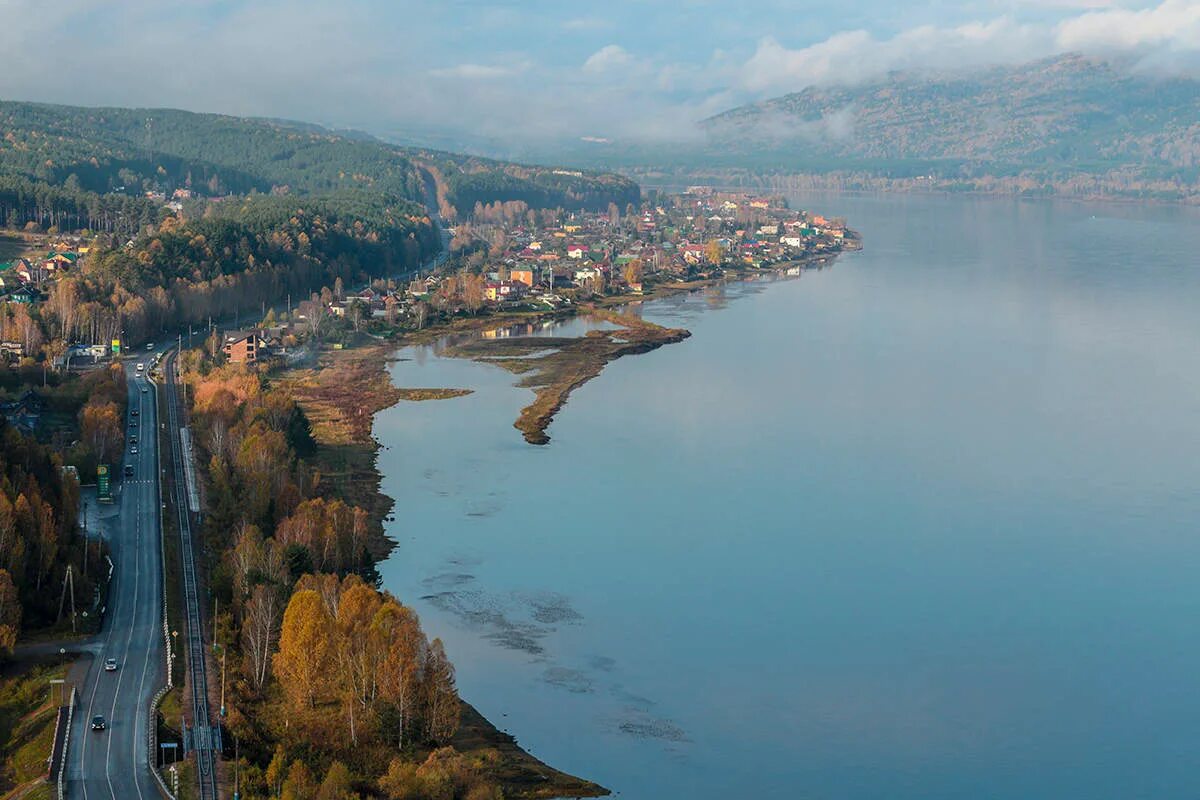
[0,190,853,375]
[214,189,854,364]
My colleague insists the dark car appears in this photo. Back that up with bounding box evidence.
[130,409,139,417]
[124,465,134,477]
[91,715,106,731]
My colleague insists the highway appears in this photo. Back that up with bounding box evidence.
[67,350,166,799]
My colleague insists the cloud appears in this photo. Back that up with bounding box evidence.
[740,19,1056,94]
[563,16,612,31]
[583,45,635,73]
[3,0,1200,152]
[429,62,530,80]
[1055,0,1200,51]
[736,0,1200,98]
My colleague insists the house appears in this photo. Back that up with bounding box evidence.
[484,281,526,302]
[0,390,41,433]
[573,267,601,283]
[222,329,268,364]
[566,245,589,260]
[510,269,534,287]
[5,287,38,304]
[780,235,803,248]
[44,251,78,269]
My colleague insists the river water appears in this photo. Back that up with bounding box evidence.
[375,193,1200,799]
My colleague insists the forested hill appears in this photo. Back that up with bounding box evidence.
[685,54,1200,200]
[0,100,639,229]
[410,148,641,220]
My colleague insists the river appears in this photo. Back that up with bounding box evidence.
[374,193,1200,799]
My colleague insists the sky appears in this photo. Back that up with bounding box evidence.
[2,0,1198,151]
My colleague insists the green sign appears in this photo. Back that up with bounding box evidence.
[111,339,121,355]
[97,464,112,503]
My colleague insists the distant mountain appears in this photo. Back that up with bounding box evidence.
[523,55,1200,201]
[692,54,1200,199]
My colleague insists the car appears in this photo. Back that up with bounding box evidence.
[136,363,144,372]
[141,387,149,393]
[130,435,138,444]
[124,465,134,477]
[146,342,154,350]
[91,715,106,731]
[104,658,118,672]
[129,445,138,455]
[130,420,137,428]
[131,409,139,416]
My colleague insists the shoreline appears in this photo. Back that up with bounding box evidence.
[273,238,857,797]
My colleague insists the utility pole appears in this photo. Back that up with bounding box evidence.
[57,567,76,632]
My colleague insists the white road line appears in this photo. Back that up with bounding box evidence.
[130,447,153,800]
[101,387,147,800]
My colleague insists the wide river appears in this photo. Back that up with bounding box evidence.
[376,193,1200,799]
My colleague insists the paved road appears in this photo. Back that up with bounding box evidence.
[67,349,166,799]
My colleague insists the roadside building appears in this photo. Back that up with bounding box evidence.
[222,329,268,364]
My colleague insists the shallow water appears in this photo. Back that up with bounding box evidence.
[375,193,1200,799]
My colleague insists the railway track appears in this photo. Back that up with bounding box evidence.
[163,350,219,800]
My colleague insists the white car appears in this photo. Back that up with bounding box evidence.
[104,658,118,672]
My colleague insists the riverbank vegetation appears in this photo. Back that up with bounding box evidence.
[444,311,689,445]
[181,354,607,798]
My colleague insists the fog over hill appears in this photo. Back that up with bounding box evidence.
[545,54,1200,201]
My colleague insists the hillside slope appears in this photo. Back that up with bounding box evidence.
[636,54,1200,200]
[0,100,639,220]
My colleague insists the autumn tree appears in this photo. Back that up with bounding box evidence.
[243,583,283,693]
[281,760,318,800]
[317,761,354,800]
[274,589,332,715]
[461,273,485,314]
[265,745,288,799]
[622,259,643,288]
[423,639,460,744]
[79,399,123,467]
[0,570,20,655]
[705,238,725,265]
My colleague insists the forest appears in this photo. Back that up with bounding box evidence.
[182,358,503,799]
[413,150,640,219]
[0,364,128,646]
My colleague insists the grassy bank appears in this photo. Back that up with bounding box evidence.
[444,310,689,445]
[0,658,72,799]
[452,702,607,799]
[0,234,36,262]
